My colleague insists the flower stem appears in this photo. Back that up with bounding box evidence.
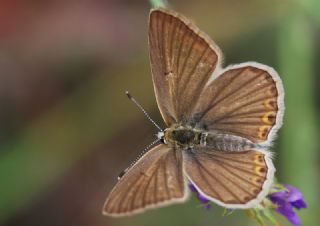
[278,4,318,226]
[149,0,167,8]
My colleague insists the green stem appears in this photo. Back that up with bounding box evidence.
[149,0,167,8]
[278,6,318,226]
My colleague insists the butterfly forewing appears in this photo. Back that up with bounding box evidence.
[192,64,284,144]
[149,9,220,125]
[183,148,274,208]
[103,144,187,216]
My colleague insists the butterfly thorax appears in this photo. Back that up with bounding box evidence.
[162,125,202,148]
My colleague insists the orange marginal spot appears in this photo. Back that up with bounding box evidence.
[258,125,271,140]
[255,166,267,175]
[254,154,265,165]
[262,111,277,125]
[259,167,266,173]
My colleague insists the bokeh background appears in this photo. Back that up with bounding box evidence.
[0,0,319,225]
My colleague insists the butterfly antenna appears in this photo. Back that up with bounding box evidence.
[117,138,160,180]
[125,91,163,132]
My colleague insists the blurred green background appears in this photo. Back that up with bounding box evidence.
[0,0,319,225]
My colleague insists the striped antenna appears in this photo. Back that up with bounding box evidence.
[125,91,163,132]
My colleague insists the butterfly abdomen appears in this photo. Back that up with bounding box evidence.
[201,132,255,152]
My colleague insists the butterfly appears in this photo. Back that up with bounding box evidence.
[103,8,284,217]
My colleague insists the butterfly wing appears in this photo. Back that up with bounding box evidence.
[183,147,274,208]
[103,144,187,217]
[149,9,221,125]
[192,63,284,144]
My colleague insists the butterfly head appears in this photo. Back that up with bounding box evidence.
[156,131,165,144]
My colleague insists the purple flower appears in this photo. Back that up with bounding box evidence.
[269,185,307,226]
[189,183,211,209]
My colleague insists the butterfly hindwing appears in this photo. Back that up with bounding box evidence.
[103,144,187,216]
[183,148,274,208]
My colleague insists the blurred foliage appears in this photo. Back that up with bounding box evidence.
[0,0,318,226]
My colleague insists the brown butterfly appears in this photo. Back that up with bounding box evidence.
[103,8,284,217]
